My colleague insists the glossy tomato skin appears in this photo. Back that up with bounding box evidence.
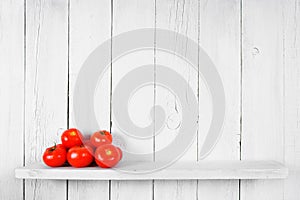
[94,144,121,168]
[61,128,83,148]
[43,144,67,167]
[116,147,123,160]
[67,145,94,168]
[83,140,96,152]
[90,130,112,147]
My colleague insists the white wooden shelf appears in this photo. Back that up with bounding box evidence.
[15,160,288,180]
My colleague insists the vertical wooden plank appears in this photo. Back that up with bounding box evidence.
[0,0,24,199]
[198,0,240,199]
[283,0,300,199]
[154,0,198,199]
[110,0,155,200]
[25,0,68,199]
[68,0,111,199]
[241,0,284,199]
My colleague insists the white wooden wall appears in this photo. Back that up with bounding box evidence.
[1,0,300,199]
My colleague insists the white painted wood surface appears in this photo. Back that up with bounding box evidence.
[0,0,24,199]
[15,161,288,180]
[241,0,285,199]
[154,0,198,199]
[198,0,241,199]
[1,0,300,199]
[110,1,155,200]
[283,1,300,200]
[68,0,111,200]
[24,0,68,199]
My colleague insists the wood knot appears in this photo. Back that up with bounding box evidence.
[252,47,260,57]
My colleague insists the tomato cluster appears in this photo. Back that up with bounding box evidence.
[43,128,122,168]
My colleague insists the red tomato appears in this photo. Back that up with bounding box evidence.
[116,147,123,160]
[83,140,95,151]
[67,145,94,168]
[43,144,67,167]
[90,130,112,147]
[61,128,83,148]
[94,144,121,168]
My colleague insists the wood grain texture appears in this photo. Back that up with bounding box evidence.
[241,0,285,199]
[283,0,300,199]
[110,0,155,200]
[68,0,111,199]
[154,0,198,199]
[2,0,300,199]
[15,161,288,180]
[25,0,68,199]
[0,0,24,199]
[198,0,240,199]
